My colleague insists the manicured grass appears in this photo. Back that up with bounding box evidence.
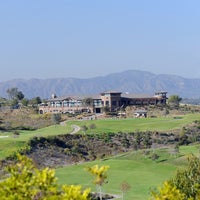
[0,140,25,159]
[56,157,175,200]
[0,113,200,159]
[0,122,73,159]
[56,145,200,200]
[67,113,200,133]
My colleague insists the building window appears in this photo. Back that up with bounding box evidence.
[93,99,102,106]
[55,102,62,107]
[50,102,55,107]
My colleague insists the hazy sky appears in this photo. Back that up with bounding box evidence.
[1,0,200,81]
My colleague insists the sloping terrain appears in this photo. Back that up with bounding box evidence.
[0,70,200,98]
[21,121,200,168]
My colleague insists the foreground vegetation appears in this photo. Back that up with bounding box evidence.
[0,154,91,200]
[1,145,200,200]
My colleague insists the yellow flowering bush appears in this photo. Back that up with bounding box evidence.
[150,181,185,200]
[0,154,90,200]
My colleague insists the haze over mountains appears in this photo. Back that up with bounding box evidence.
[0,70,200,99]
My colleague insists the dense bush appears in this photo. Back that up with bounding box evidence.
[151,181,185,200]
[151,155,200,200]
[0,154,90,200]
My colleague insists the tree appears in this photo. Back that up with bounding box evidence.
[6,87,24,100]
[151,155,200,199]
[170,155,200,199]
[30,96,42,106]
[168,95,182,108]
[21,98,29,106]
[86,165,109,200]
[0,154,90,200]
[51,113,61,125]
[7,87,18,100]
[82,97,93,107]
[16,91,24,100]
[120,181,131,200]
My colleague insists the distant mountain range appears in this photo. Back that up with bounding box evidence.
[0,70,200,99]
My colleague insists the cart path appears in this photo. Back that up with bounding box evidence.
[70,125,81,134]
[0,124,81,139]
[0,136,9,138]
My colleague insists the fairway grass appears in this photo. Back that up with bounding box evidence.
[67,113,200,133]
[0,122,73,159]
[56,147,195,200]
[55,145,200,200]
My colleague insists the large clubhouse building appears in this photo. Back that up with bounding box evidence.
[39,91,167,114]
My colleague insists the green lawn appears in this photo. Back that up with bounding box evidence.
[67,113,200,133]
[0,122,73,159]
[56,145,200,200]
[1,113,200,159]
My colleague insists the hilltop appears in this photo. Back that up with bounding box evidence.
[0,70,200,99]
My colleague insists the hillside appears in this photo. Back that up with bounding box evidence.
[0,70,200,99]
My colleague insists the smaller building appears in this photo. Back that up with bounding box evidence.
[134,110,147,118]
